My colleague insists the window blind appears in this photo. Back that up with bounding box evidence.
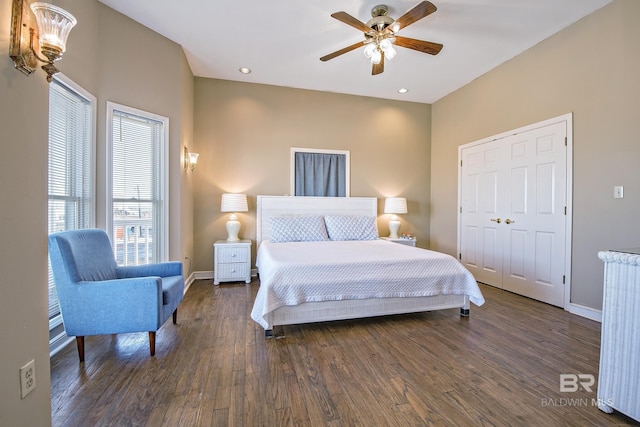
[48,78,95,328]
[110,108,166,265]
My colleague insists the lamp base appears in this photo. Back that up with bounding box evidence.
[388,218,400,239]
[226,214,241,242]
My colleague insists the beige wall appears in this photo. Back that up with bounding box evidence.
[0,0,193,424]
[430,0,639,310]
[193,79,432,271]
[94,4,195,264]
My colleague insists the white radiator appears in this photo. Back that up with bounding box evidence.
[597,250,640,422]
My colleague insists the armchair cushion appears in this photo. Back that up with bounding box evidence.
[53,228,118,281]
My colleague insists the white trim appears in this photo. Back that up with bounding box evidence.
[290,147,351,196]
[49,335,74,358]
[195,269,257,281]
[194,270,214,280]
[106,102,170,261]
[457,113,574,312]
[567,303,602,323]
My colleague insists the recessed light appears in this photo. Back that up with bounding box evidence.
[239,67,252,74]
[398,88,408,94]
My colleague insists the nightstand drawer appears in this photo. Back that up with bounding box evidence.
[217,246,249,263]
[216,262,250,280]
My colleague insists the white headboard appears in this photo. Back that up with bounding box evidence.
[256,195,378,246]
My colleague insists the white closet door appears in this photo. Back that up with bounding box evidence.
[460,139,506,286]
[501,122,567,307]
[459,119,567,307]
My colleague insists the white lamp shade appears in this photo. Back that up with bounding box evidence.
[384,197,407,214]
[221,193,248,213]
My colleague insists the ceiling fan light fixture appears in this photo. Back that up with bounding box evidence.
[371,48,382,64]
[321,2,442,75]
[384,45,397,60]
[363,43,376,59]
[379,39,396,60]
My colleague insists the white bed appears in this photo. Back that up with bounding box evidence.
[251,195,484,336]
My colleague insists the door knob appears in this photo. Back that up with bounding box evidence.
[505,219,515,224]
[490,218,501,224]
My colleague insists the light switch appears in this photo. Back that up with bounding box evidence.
[614,186,624,199]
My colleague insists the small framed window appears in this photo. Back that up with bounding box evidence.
[290,147,350,197]
[106,102,169,265]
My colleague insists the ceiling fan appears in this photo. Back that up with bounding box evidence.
[320,1,443,76]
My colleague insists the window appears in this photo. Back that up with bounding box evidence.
[107,102,169,265]
[290,147,350,197]
[48,75,96,353]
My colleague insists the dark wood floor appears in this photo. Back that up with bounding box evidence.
[50,279,639,426]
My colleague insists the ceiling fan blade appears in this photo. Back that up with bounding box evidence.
[393,1,437,31]
[320,41,365,62]
[394,36,443,55]
[372,54,384,75]
[331,11,372,33]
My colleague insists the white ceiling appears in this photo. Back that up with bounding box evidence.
[98,0,611,104]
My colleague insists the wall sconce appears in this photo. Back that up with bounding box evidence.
[183,146,199,172]
[9,0,77,83]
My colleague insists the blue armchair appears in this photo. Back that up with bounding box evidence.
[48,228,185,362]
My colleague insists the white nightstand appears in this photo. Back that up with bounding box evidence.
[213,240,251,285]
[380,237,417,247]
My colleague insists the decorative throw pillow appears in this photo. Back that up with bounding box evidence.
[324,216,379,241]
[269,216,329,243]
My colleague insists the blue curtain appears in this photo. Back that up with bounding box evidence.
[295,152,346,197]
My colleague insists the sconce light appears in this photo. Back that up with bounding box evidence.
[183,146,199,172]
[10,0,77,83]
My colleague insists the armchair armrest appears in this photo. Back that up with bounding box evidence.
[62,276,164,336]
[116,261,183,279]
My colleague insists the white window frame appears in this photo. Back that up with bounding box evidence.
[290,147,350,197]
[106,102,169,263]
[48,74,97,356]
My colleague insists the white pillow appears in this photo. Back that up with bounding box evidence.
[324,216,379,241]
[269,216,329,243]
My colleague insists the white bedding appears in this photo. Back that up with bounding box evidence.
[251,239,484,329]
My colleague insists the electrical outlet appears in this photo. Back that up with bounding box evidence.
[20,359,36,399]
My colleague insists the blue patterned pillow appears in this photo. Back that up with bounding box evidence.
[324,216,379,241]
[269,216,329,243]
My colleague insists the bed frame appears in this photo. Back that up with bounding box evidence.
[255,195,470,336]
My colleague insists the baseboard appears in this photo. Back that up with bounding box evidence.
[194,270,213,280]
[194,269,258,281]
[567,302,602,323]
[184,271,196,293]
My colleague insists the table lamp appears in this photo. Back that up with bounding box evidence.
[384,197,407,239]
[221,193,248,241]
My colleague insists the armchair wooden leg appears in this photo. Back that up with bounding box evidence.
[173,308,178,324]
[149,331,156,356]
[76,336,85,362]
